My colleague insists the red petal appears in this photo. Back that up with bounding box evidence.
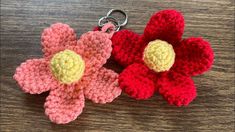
[119,63,157,100]
[143,10,184,45]
[173,37,214,76]
[157,71,197,106]
[111,30,147,67]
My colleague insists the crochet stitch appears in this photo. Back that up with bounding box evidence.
[111,9,214,106]
[50,49,85,84]
[143,39,175,72]
[14,23,122,124]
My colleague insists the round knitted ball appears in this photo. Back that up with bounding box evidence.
[50,49,85,84]
[143,40,175,72]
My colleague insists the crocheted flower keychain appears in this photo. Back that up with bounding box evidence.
[111,9,214,106]
[13,10,125,124]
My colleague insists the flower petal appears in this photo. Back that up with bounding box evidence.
[119,63,157,100]
[111,30,147,67]
[173,37,214,76]
[77,31,112,75]
[157,71,197,106]
[44,84,85,124]
[143,10,185,45]
[14,59,57,94]
[83,67,121,104]
[41,23,77,57]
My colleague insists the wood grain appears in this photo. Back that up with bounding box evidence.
[0,0,234,131]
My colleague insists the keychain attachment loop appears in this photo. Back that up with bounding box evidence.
[98,16,121,31]
[106,9,128,27]
[98,9,128,31]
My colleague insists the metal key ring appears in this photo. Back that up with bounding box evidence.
[106,9,128,27]
[98,16,121,31]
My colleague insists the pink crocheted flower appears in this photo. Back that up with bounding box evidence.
[14,23,122,124]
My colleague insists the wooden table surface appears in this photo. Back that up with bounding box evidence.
[1,0,234,131]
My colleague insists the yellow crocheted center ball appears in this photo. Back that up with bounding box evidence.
[143,40,175,72]
[50,49,85,84]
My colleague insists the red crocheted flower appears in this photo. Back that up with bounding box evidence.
[14,23,121,124]
[111,10,214,106]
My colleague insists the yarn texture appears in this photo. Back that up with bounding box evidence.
[14,23,122,124]
[143,39,175,72]
[50,49,85,84]
[112,9,214,106]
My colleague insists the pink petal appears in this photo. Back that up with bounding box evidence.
[44,84,85,124]
[41,23,77,57]
[76,31,112,76]
[83,67,121,104]
[14,58,57,94]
